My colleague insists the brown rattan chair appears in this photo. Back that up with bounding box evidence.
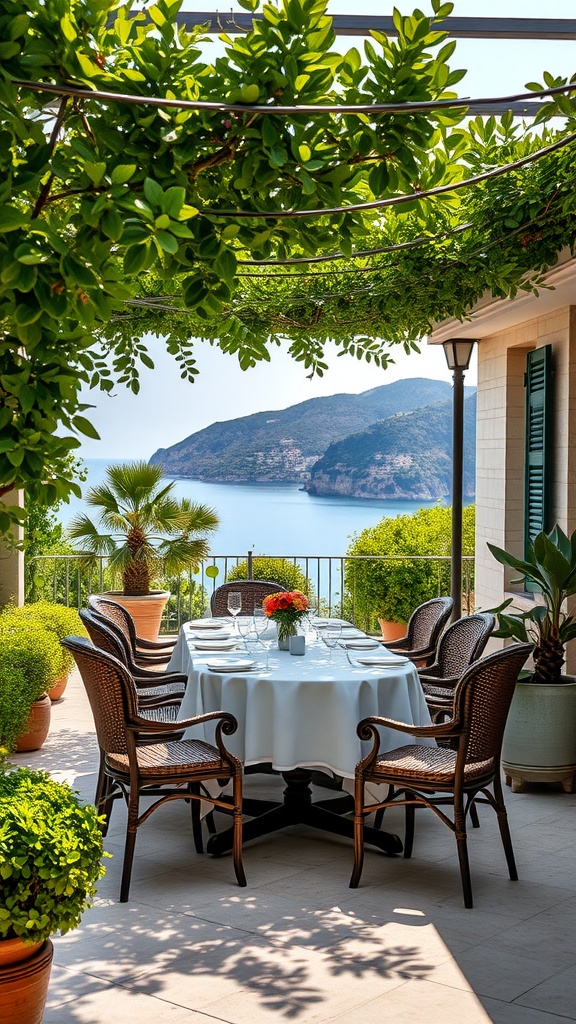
[210,579,288,618]
[62,636,246,902]
[351,643,533,908]
[418,612,496,721]
[88,594,176,666]
[385,596,454,667]
[79,609,186,707]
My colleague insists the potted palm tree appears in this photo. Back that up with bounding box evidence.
[488,525,576,792]
[68,462,219,640]
[0,766,105,1024]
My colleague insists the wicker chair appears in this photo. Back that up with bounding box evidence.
[62,636,246,902]
[350,643,533,908]
[385,596,454,667]
[88,595,176,666]
[79,609,186,707]
[210,579,288,618]
[419,612,496,721]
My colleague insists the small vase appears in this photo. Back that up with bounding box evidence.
[277,621,298,651]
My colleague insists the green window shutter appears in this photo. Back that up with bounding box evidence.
[524,345,552,557]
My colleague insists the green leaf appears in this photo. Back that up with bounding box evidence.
[155,230,178,254]
[123,245,148,276]
[71,415,100,440]
[0,205,26,231]
[143,178,164,208]
[84,162,107,186]
[110,164,137,185]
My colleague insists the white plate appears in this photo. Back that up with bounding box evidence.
[340,638,382,649]
[186,619,227,630]
[189,631,232,641]
[205,659,256,672]
[192,640,238,651]
[312,618,350,628]
[356,655,411,667]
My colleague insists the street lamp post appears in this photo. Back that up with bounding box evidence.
[442,339,477,621]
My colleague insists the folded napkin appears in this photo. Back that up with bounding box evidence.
[189,631,232,641]
[187,618,227,630]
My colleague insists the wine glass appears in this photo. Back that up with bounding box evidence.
[253,606,270,669]
[227,592,242,632]
[322,622,343,664]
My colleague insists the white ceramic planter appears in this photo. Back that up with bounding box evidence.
[105,591,170,642]
[502,678,576,793]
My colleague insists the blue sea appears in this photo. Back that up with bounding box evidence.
[57,458,442,557]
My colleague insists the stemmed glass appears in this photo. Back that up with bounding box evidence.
[227,592,242,632]
[252,606,270,669]
[322,623,343,664]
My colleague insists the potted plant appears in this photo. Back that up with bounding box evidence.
[0,765,106,1023]
[0,613,63,752]
[4,602,86,700]
[488,524,576,792]
[68,461,219,641]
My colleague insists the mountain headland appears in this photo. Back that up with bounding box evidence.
[149,377,476,500]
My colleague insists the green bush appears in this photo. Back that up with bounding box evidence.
[0,613,63,753]
[0,767,106,943]
[226,557,311,595]
[345,505,475,632]
[9,602,87,677]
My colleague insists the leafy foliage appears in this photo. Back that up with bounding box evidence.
[0,605,65,751]
[345,503,475,629]
[67,461,219,594]
[488,525,576,684]
[0,767,106,942]
[227,557,311,593]
[1,0,575,534]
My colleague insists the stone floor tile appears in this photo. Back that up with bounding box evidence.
[325,978,491,1023]
[514,962,576,1018]
[430,943,567,1001]
[480,996,576,1024]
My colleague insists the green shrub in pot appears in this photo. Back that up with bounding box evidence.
[226,558,311,595]
[5,602,87,682]
[0,619,62,753]
[0,766,106,944]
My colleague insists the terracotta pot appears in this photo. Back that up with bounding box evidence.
[0,939,53,1024]
[104,590,170,642]
[15,695,51,753]
[377,619,407,642]
[48,673,69,701]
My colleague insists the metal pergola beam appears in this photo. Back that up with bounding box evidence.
[171,14,576,40]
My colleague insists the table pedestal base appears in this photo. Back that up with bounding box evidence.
[206,768,403,857]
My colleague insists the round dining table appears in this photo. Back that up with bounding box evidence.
[166,618,434,857]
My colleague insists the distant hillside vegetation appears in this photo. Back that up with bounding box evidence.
[305,393,476,500]
[149,378,463,484]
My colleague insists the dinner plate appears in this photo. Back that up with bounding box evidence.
[312,618,350,628]
[356,655,411,667]
[188,631,232,641]
[186,619,227,630]
[191,640,237,651]
[339,638,382,649]
[205,659,255,672]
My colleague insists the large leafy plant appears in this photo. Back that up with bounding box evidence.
[488,525,576,684]
[0,767,106,943]
[68,461,219,595]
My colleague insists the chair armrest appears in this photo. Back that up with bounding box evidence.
[138,694,183,709]
[135,635,177,651]
[417,662,439,677]
[419,675,459,691]
[128,709,238,734]
[385,636,408,651]
[133,671,187,688]
[357,714,461,741]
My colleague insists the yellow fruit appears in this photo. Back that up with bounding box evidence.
[238,84,260,104]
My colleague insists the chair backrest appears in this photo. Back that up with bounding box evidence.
[404,596,454,651]
[62,636,139,754]
[88,595,137,653]
[79,608,135,671]
[436,612,495,678]
[454,643,533,769]
[210,580,288,617]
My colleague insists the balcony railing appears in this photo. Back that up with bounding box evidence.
[26,552,475,633]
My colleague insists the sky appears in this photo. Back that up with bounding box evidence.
[78,1,576,458]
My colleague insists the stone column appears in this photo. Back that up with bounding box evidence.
[0,489,25,607]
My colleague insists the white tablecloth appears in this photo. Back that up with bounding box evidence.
[167,619,433,779]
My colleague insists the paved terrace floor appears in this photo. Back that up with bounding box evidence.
[13,669,576,1024]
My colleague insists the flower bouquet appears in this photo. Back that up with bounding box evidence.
[263,591,309,648]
